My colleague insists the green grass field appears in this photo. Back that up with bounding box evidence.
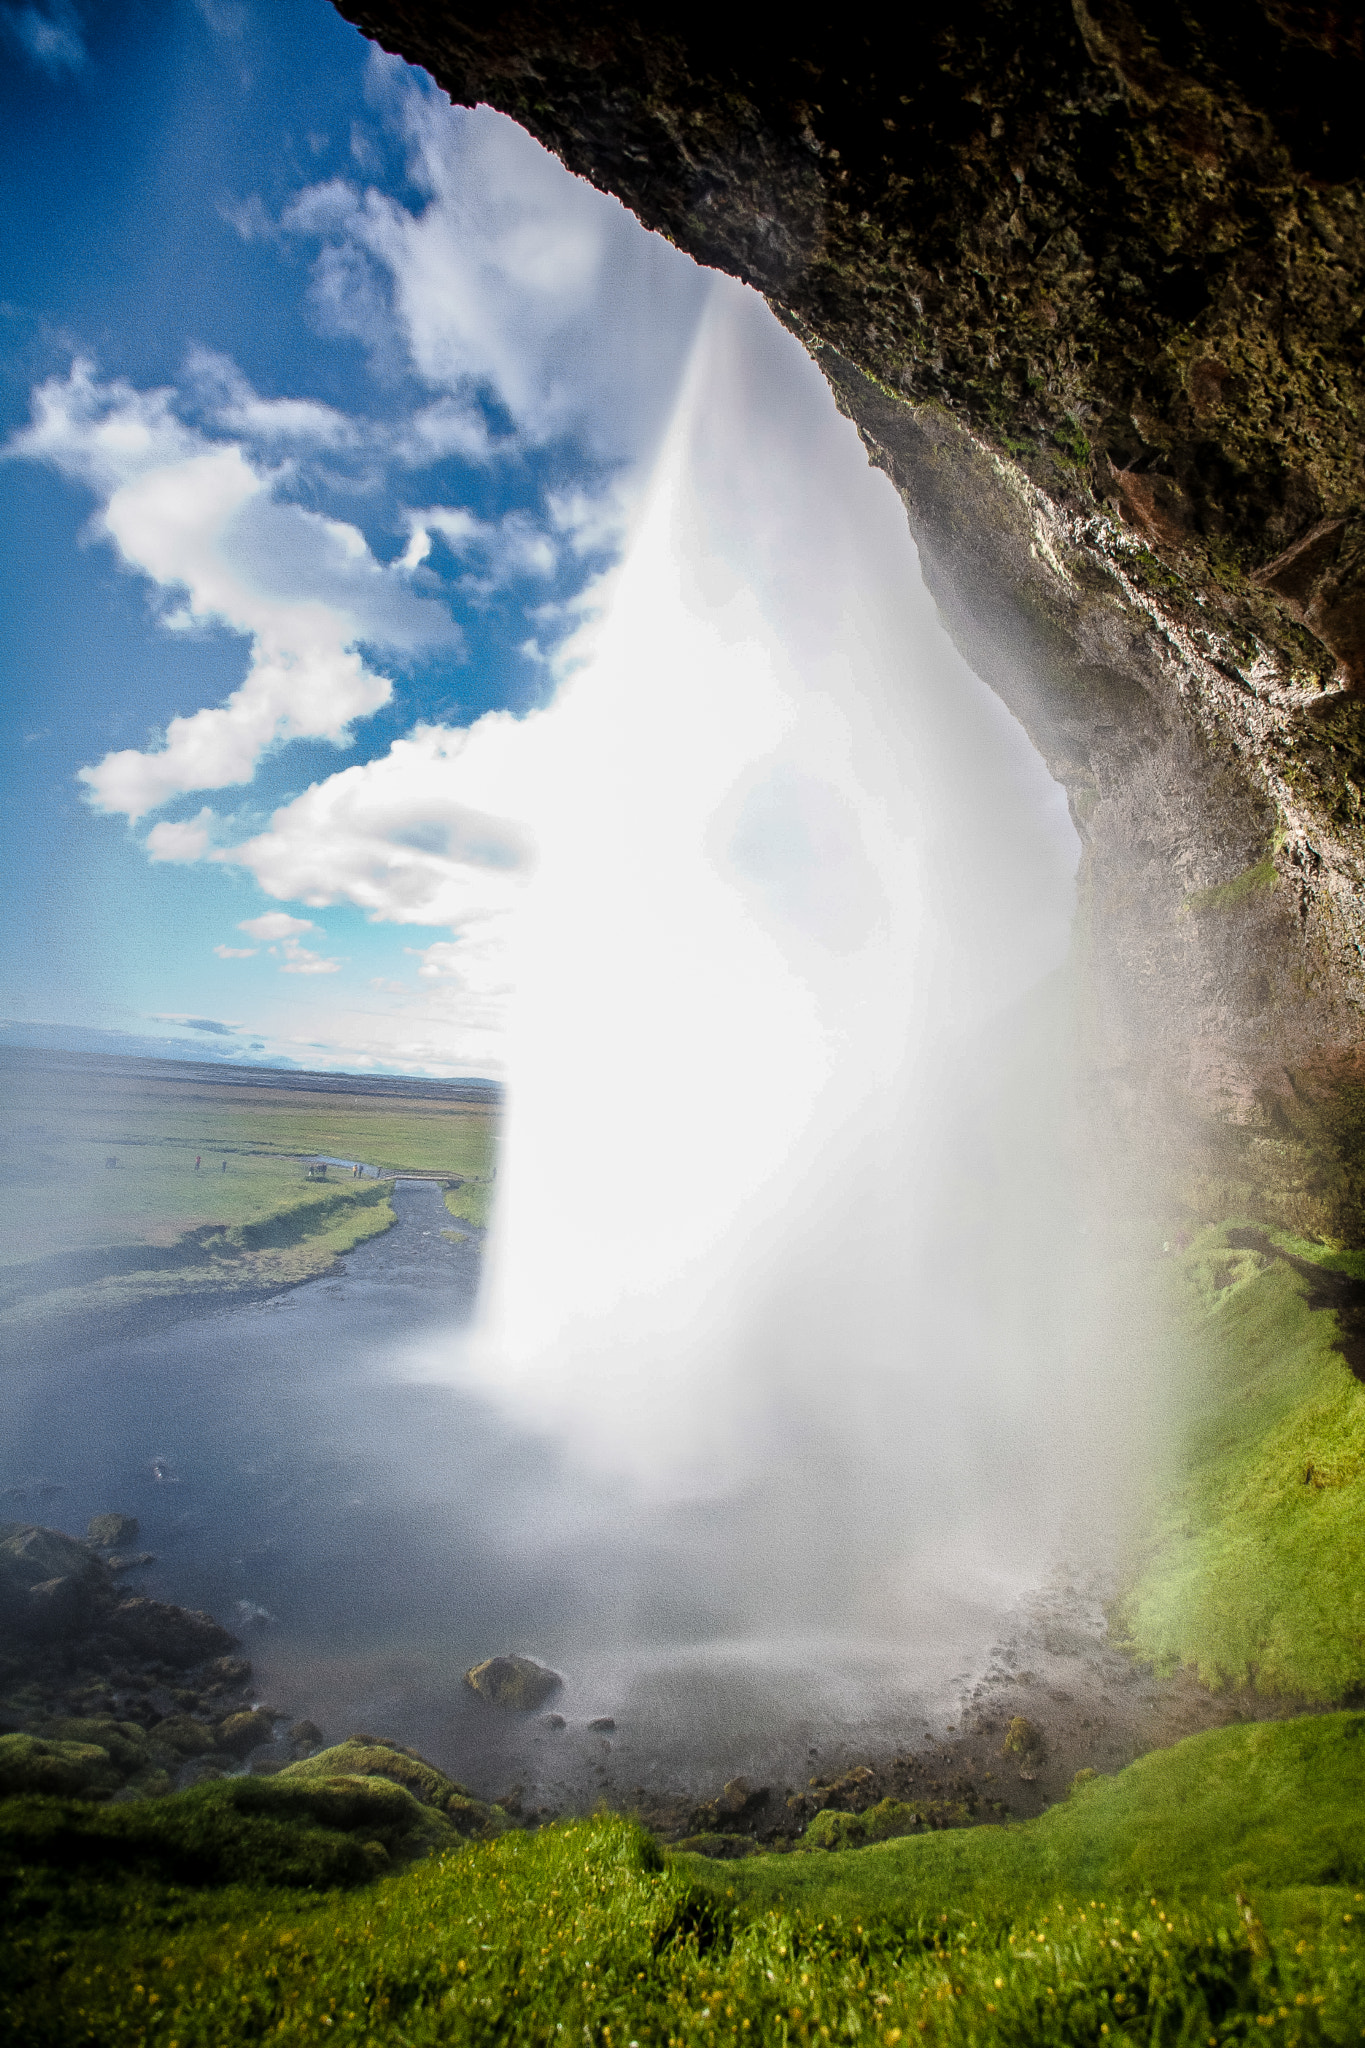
[1115,1225,1365,1700]
[4,1716,1365,2046]
[0,1053,499,1330]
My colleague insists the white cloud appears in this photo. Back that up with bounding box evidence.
[185,348,360,450]
[1,1,85,73]
[213,944,257,958]
[401,505,558,590]
[278,938,341,975]
[219,721,534,927]
[276,75,707,460]
[238,911,316,940]
[146,809,214,862]
[6,359,459,819]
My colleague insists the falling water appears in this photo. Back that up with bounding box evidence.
[409,279,1132,1743]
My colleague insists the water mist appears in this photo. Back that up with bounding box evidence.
[408,280,1125,1750]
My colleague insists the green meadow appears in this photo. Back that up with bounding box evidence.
[1116,1225,1365,1701]
[0,1052,499,1331]
[4,1715,1365,2046]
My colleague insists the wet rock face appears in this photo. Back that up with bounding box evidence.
[333,0,1365,1230]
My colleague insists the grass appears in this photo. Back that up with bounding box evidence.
[443,1179,496,1229]
[1114,1226,1365,1699]
[0,1053,499,1330]
[4,1716,1365,2045]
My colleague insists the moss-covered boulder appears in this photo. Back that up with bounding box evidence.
[277,1738,510,1842]
[464,1655,561,1712]
[86,1514,138,1549]
[149,1715,218,1760]
[802,1799,924,1853]
[215,1709,275,1757]
[36,1718,149,1775]
[0,1733,119,1799]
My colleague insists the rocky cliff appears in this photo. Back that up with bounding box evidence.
[334,0,1365,1236]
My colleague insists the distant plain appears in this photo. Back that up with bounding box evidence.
[0,1050,499,1334]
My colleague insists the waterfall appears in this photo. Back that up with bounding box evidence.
[420,277,1112,1666]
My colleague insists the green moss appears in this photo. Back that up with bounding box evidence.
[1182,854,1279,914]
[802,1799,930,1851]
[7,1720,1365,2045]
[1115,1227,1365,1697]
[1050,416,1091,468]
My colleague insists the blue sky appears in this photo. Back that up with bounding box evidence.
[0,0,708,1074]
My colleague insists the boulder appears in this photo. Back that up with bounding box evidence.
[203,1655,252,1691]
[0,1732,119,1799]
[216,1709,277,1757]
[694,1778,771,1831]
[464,1655,562,1713]
[38,1717,148,1773]
[281,1738,462,1809]
[274,1740,510,1849]
[87,1513,139,1548]
[0,1525,103,1588]
[1002,1716,1048,1766]
[25,1575,95,1633]
[151,1714,218,1759]
[0,1526,107,1633]
[111,1597,237,1666]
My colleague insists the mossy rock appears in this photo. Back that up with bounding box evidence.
[445,1791,512,1840]
[215,1709,275,1757]
[0,1733,120,1799]
[464,1655,562,1712]
[802,1799,923,1853]
[148,1714,217,1759]
[277,1740,509,1843]
[111,1768,173,1803]
[279,1738,458,1806]
[1002,1715,1047,1763]
[86,1514,138,1548]
[37,1718,149,1774]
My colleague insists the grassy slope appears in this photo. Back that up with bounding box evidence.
[1115,1227,1365,1699]
[5,1717,1365,2045]
[0,1063,498,1328]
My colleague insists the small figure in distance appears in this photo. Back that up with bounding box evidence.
[221,1159,227,1172]
[195,1155,201,1169]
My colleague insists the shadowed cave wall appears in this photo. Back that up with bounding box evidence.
[332,0,1365,1240]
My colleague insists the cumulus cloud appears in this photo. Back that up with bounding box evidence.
[401,505,558,591]
[185,348,360,450]
[278,938,341,974]
[1,0,85,73]
[6,359,459,819]
[146,809,214,862]
[275,73,706,460]
[213,944,257,959]
[237,911,316,940]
